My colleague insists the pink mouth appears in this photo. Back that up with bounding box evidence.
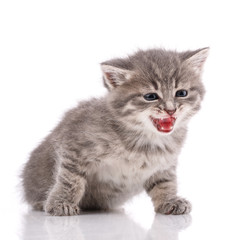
[150,116,176,133]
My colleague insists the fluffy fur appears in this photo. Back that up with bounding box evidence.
[22,48,208,216]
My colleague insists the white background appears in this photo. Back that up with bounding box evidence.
[0,0,240,239]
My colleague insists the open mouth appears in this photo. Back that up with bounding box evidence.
[150,116,176,133]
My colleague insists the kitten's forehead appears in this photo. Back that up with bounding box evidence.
[131,49,182,89]
[101,47,207,96]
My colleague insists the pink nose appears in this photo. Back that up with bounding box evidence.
[165,109,176,116]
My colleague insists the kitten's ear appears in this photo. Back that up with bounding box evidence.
[101,64,133,90]
[182,47,209,75]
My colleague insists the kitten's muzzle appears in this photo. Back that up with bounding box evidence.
[164,109,176,116]
[150,116,176,133]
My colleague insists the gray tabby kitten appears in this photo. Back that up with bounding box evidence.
[22,48,208,216]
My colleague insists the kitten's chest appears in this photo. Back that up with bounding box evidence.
[94,144,176,186]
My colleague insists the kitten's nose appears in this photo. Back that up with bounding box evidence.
[164,109,176,116]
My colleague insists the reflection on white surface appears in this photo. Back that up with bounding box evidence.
[20,210,191,240]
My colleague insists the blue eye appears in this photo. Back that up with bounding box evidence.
[176,90,188,97]
[143,93,159,101]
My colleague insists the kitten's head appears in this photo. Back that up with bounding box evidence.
[101,48,208,135]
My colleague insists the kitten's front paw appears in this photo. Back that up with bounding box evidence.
[155,197,192,215]
[45,200,80,216]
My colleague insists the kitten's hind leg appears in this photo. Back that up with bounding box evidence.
[144,169,192,215]
[45,156,87,216]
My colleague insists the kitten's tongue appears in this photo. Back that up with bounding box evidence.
[151,116,176,133]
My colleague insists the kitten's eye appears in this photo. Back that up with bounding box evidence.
[143,93,159,101]
[175,90,188,97]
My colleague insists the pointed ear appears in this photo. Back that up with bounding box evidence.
[183,47,209,75]
[101,64,134,90]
